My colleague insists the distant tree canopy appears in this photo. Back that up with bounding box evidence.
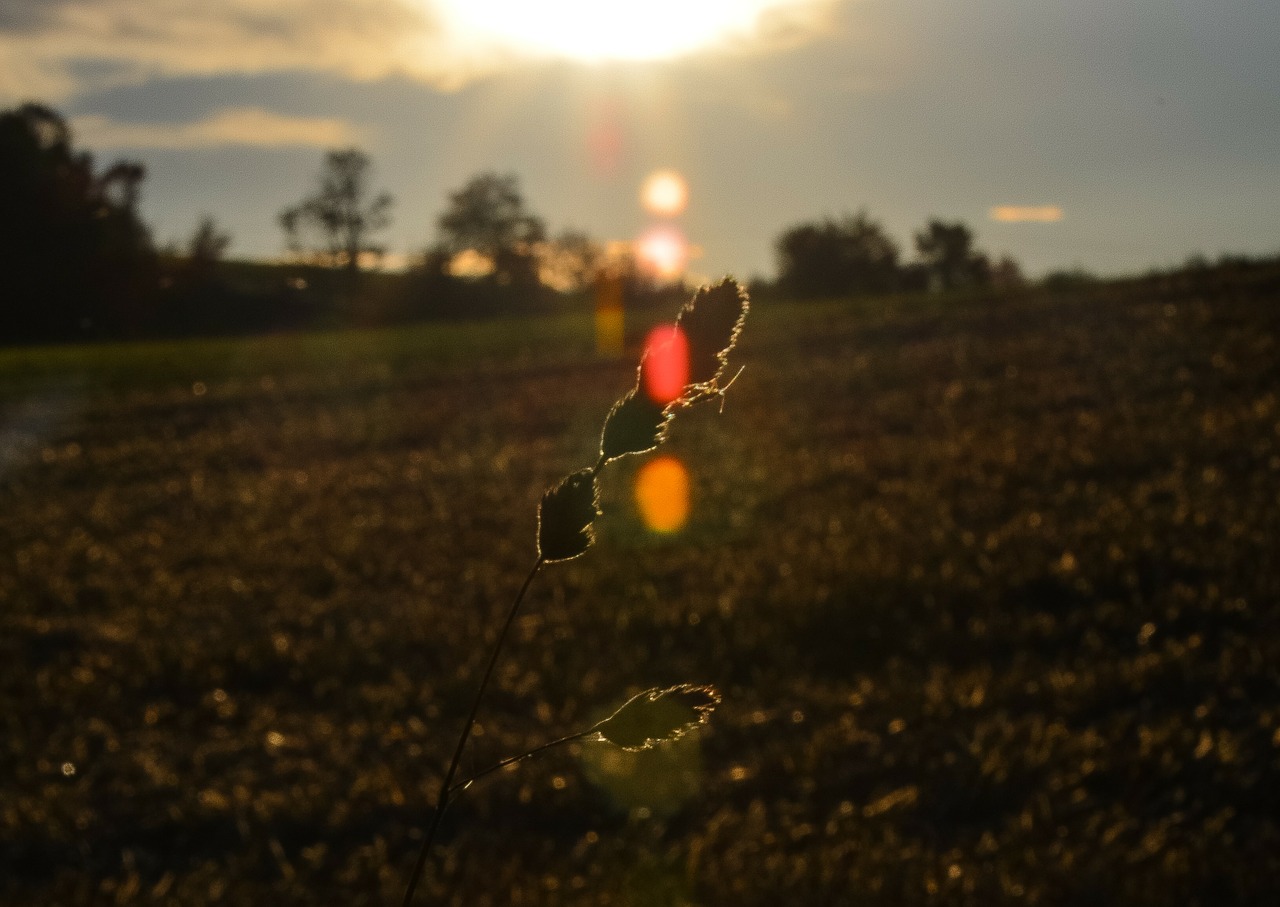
[776,212,901,298]
[772,211,1014,299]
[2,100,1056,346]
[184,216,232,279]
[541,228,602,294]
[914,219,990,291]
[279,148,393,276]
[0,102,156,341]
[435,172,546,292]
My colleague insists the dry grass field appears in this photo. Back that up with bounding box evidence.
[3,269,1279,905]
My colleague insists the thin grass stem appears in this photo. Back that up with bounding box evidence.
[449,728,596,798]
[401,556,545,907]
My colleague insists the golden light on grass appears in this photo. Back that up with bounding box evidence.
[989,205,1065,223]
[635,454,690,533]
[641,169,689,217]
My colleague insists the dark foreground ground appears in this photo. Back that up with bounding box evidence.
[2,269,1279,905]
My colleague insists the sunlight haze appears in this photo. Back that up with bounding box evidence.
[433,0,832,61]
[2,0,1277,277]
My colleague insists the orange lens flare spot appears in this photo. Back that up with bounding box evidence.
[642,324,689,404]
[635,455,690,533]
[641,170,688,217]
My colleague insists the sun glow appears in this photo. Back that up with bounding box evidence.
[434,0,815,62]
[641,170,689,217]
[637,226,689,280]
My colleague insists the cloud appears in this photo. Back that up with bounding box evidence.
[70,107,364,149]
[989,205,1065,223]
[0,0,481,103]
[0,0,838,103]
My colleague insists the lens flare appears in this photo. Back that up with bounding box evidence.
[635,455,690,533]
[642,324,689,404]
[637,225,688,280]
[587,99,626,176]
[641,170,689,217]
[595,270,625,355]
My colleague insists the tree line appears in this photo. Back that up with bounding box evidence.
[1,103,620,343]
[4,100,1029,345]
[771,211,1024,299]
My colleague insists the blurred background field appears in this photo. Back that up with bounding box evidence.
[3,267,1280,905]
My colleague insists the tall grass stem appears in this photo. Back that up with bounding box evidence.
[401,556,545,907]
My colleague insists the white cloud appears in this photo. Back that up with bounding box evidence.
[0,0,483,103]
[0,0,838,103]
[70,106,364,149]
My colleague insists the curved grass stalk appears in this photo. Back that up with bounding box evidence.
[401,557,543,907]
[400,279,748,906]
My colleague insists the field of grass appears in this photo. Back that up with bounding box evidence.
[3,271,1279,905]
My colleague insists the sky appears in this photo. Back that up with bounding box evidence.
[3,0,1279,280]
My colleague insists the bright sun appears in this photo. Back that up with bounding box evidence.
[435,0,809,62]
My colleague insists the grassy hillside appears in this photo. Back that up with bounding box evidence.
[2,271,1278,905]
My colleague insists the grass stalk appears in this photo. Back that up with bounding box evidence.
[401,556,544,907]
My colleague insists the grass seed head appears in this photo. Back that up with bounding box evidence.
[674,278,749,398]
[595,684,722,751]
[599,387,673,464]
[537,468,600,562]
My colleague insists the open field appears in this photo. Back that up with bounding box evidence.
[3,271,1280,905]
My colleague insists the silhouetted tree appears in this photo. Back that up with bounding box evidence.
[914,219,991,291]
[989,255,1025,291]
[279,148,393,276]
[188,216,231,265]
[437,172,546,293]
[0,102,156,342]
[775,212,900,299]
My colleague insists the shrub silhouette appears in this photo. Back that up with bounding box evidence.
[402,278,749,906]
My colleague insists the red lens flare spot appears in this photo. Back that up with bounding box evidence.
[642,324,688,405]
[635,455,690,533]
[587,103,626,176]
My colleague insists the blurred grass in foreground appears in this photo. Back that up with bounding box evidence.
[2,271,1279,905]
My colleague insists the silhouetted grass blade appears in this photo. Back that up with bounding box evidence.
[676,278,749,392]
[537,469,600,562]
[595,685,721,751]
[600,388,672,464]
